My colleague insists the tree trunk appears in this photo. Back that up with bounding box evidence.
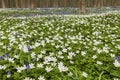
[78,0,86,14]
[100,0,104,8]
[15,0,19,8]
[64,0,67,7]
[2,0,6,8]
[94,0,104,8]
[31,0,34,8]
[53,0,58,8]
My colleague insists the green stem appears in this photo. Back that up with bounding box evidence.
[99,71,104,80]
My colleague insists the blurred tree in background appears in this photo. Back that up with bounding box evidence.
[0,0,120,14]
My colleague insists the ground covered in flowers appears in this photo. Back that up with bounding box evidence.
[0,13,120,80]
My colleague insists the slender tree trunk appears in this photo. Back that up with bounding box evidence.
[100,0,104,8]
[94,0,100,8]
[31,0,34,8]
[19,0,22,8]
[95,0,104,8]
[2,0,6,8]
[87,0,91,7]
[113,0,117,7]
[22,0,25,8]
[15,0,19,8]
[53,0,58,7]
[64,0,67,7]
[78,0,86,14]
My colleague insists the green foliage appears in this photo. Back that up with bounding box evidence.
[0,12,120,80]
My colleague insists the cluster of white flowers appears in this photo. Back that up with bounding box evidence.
[58,62,68,72]
[0,12,120,79]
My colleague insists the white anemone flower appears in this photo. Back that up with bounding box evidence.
[45,66,53,72]
[62,48,67,53]
[37,63,43,68]
[8,58,14,63]
[113,60,120,67]
[97,61,103,65]
[58,62,68,72]
[24,77,35,80]
[31,52,36,58]
[14,55,19,59]
[29,63,35,69]
[0,65,6,70]
[92,55,97,59]
[81,51,86,56]
[38,76,45,80]
[82,72,88,78]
